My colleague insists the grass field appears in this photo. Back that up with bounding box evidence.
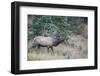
[27,34,88,61]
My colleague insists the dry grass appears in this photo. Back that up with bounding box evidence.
[28,35,88,61]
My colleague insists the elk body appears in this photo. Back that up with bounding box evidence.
[32,36,64,54]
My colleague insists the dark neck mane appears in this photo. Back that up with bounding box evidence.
[53,39,64,46]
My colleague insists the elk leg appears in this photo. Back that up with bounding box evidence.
[47,47,50,53]
[37,45,40,49]
[36,45,40,54]
[50,47,54,54]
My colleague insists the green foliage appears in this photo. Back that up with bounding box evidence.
[28,15,87,41]
[67,17,86,34]
[28,31,33,40]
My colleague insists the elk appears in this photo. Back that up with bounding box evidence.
[32,36,64,54]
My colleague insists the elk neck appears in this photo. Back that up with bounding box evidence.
[53,38,64,46]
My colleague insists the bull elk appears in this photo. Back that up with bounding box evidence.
[32,36,64,54]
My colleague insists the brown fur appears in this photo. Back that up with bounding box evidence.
[33,36,64,54]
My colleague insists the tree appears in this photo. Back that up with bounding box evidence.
[28,15,87,42]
